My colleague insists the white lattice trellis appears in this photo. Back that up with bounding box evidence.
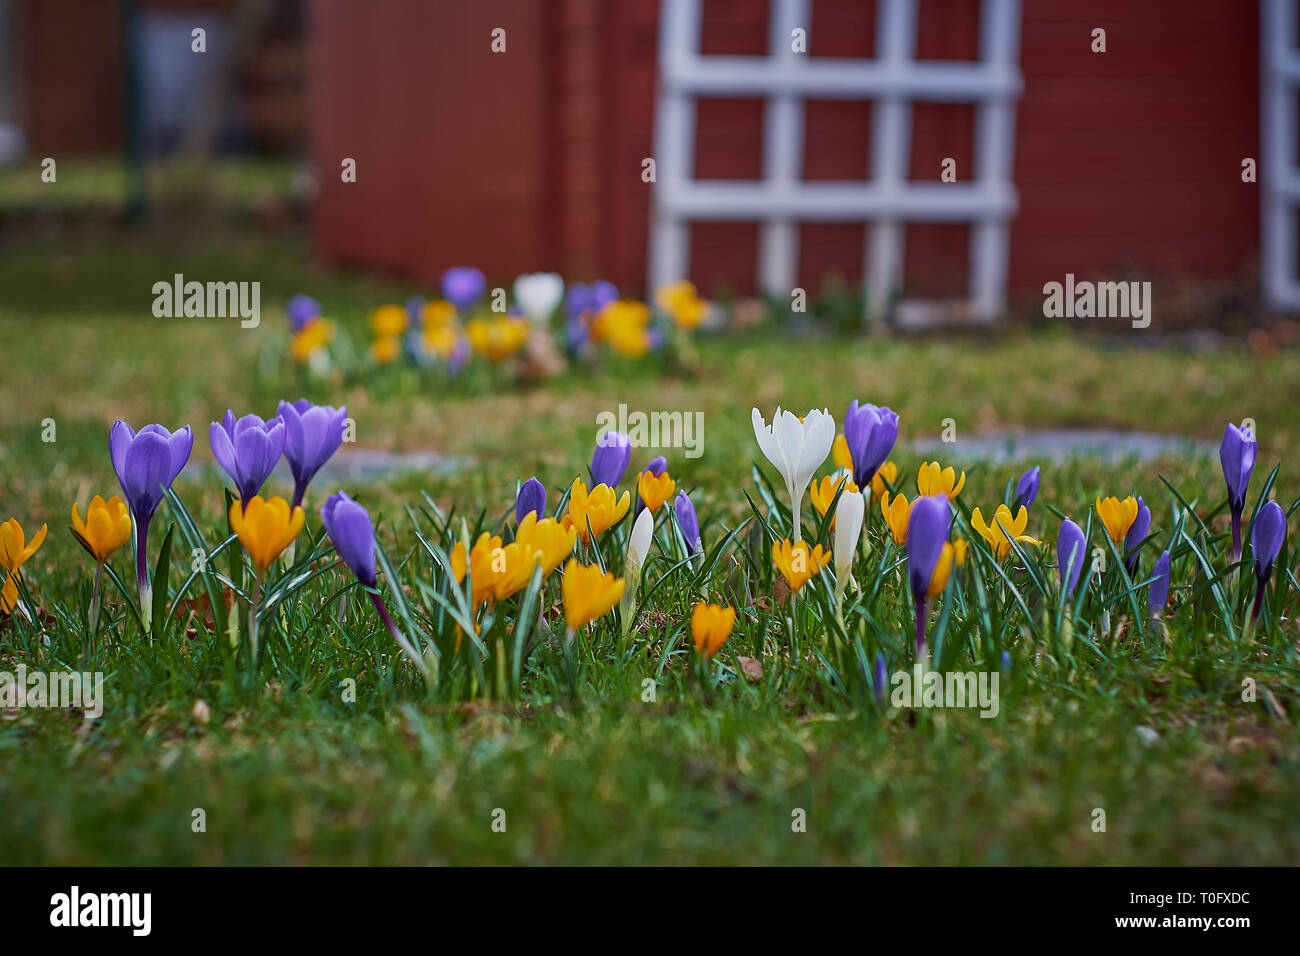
[648,0,1023,325]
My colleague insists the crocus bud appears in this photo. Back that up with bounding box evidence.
[1220,422,1257,561]
[620,508,655,636]
[833,488,865,589]
[1252,501,1286,582]
[209,411,285,506]
[441,266,485,309]
[320,492,377,588]
[277,399,348,508]
[1057,518,1086,599]
[906,495,951,653]
[673,491,701,554]
[1149,549,1171,616]
[589,431,631,488]
[514,272,565,325]
[516,477,546,524]
[1124,496,1150,574]
[1015,465,1040,510]
[1250,500,1286,623]
[286,294,322,332]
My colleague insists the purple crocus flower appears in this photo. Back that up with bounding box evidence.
[674,491,701,554]
[1250,500,1287,622]
[634,456,668,517]
[209,411,285,507]
[286,294,321,333]
[405,295,425,329]
[277,399,348,508]
[1057,518,1086,599]
[1015,466,1040,510]
[1149,550,1171,618]
[110,419,194,618]
[1220,422,1257,562]
[516,477,547,523]
[906,494,950,653]
[1124,496,1150,575]
[321,492,377,588]
[442,267,485,310]
[843,400,899,489]
[589,431,631,488]
[446,336,471,376]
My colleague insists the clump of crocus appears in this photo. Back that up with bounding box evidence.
[370,304,409,365]
[514,272,565,326]
[466,316,529,363]
[561,559,625,634]
[971,504,1040,560]
[229,496,304,664]
[656,280,709,330]
[70,495,131,634]
[691,602,735,659]
[916,461,966,499]
[772,539,829,594]
[516,477,547,524]
[842,400,899,490]
[596,300,655,358]
[210,411,285,506]
[110,420,194,629]
[907,495,951,654]
[277,399,348,508]
[1057,518,1087,599]
[0,518,47,616]
[1124,496,1151,574]
[1249,500,1287,623]
[515,512,576,576]
[286,296,334,367]
[589,431,631,487]
[1220,422,1257,562]
[562,478,630,543]
[1015,466,1040,509]
[880,491,912,545]
[321,492,429,679]
[674,491,702,555]
[1095,495,1139,546]
[752,406,835,542]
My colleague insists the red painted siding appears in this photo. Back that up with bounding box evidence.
[308,0,1262,307]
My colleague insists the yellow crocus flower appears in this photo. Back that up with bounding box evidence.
[562,478,631,542]
[832,433,853,472]
[229,496,305,573]
[561,559,625,631]
[637,469,676,514]
[691,602,736,658]
[70,495,132,563]
[971,505,1041,560]
[466,316,529,362]
[370,335,402,364]
[514,513,576,577]
[810,473,859,518]
[422,299,456,327]
[451,532,541,609]
[880,490,912,545]
[1095,495,1140,544]
[370,304,409,337]
[916,461,966,499]
[288,319,334,363]
[0,518,48,614]
[771,539,829,593]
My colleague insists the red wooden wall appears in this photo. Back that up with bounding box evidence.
[308,0,1261,304]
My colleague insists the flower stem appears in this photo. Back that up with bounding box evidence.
[88,562,104,647]
[369,590,430,679]
[136,519,152,632]
[1230,506,1243,564]
[914,593,927,656]
[248,573,263,670]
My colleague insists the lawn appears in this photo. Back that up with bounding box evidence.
[0,230,1297,865]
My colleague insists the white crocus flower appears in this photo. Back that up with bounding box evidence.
[751,406,835,542]
[513,272,565,326]
[833,488,865,605]
[620,507,655,637]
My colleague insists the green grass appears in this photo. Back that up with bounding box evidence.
[0,231,1297,865]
